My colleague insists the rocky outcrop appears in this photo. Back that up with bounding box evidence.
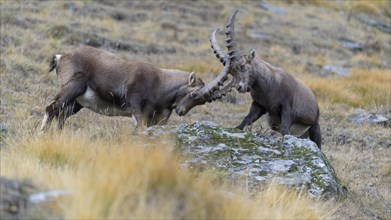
[148,121,346,199]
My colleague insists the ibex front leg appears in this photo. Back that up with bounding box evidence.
[151,109,172,126]
[40,79,86,133]
[280,105,292,135]
[129,96,150,130]
[235,101,266,130]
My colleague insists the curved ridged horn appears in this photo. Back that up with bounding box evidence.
[199,57,231,101]
[211,76,236,101]
[210,28,227,66]
[225,9,241,62]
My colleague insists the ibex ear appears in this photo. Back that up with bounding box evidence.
[249,50,256,61]
[188,72,196,86]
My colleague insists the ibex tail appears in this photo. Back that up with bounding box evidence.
[48,54,62,73]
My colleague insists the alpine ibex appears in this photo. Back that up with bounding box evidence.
[208,10,322,149]
[40,46,231,132]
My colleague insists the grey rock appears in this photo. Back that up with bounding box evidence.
[0,177,65,219]
[0,177,32,219]
[349,112,390,127]
[29,190,72,204]
[148,121,346,199]
[322,65,350,76]
[257,3,285,14]
[358,16,391,34]
[0,123,6,135]
[338,38,363,52]
[247,31,269,41]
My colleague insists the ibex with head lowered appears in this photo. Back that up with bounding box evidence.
[40,46,231,132]
[207,10,322,149]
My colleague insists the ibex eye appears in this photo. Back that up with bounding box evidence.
[190,92,198,99]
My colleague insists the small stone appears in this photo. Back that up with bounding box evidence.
[338,38,363,52]
[257,3,285,14]
[0,123,7,135]
[322,65,350,77]
[349,111,389,127]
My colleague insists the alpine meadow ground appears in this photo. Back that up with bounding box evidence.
[1,0,390,219]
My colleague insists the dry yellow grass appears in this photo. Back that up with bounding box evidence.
[288,0,390,17]
[304,68,390,108]
[347,0,390,17]
[1,131,330,219]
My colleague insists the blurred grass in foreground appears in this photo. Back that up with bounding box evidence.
[1,130,331,219]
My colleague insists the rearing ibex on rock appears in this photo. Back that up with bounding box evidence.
[209,10,322,149]
[40,46,231,132]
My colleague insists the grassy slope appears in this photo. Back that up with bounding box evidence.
[0,0,390,219]
[1,130,329,219]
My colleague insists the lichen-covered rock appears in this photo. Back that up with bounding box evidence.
[148,121,346,199]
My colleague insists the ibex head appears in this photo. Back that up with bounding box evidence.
[230,49,255,93]
[173,72,205,115]
[210,9,253,93]
[175,58,234,116]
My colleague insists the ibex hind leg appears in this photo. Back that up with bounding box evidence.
[40,79,86,132]
[266,114,280,132]
[299,131,309,139]
[57,101,83,129]
[39,101,57,132]
[309,121,321,149]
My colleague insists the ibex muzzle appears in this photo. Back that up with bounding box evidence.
[210,10,322,149]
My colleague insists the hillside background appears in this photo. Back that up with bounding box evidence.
[0,0,390,219]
